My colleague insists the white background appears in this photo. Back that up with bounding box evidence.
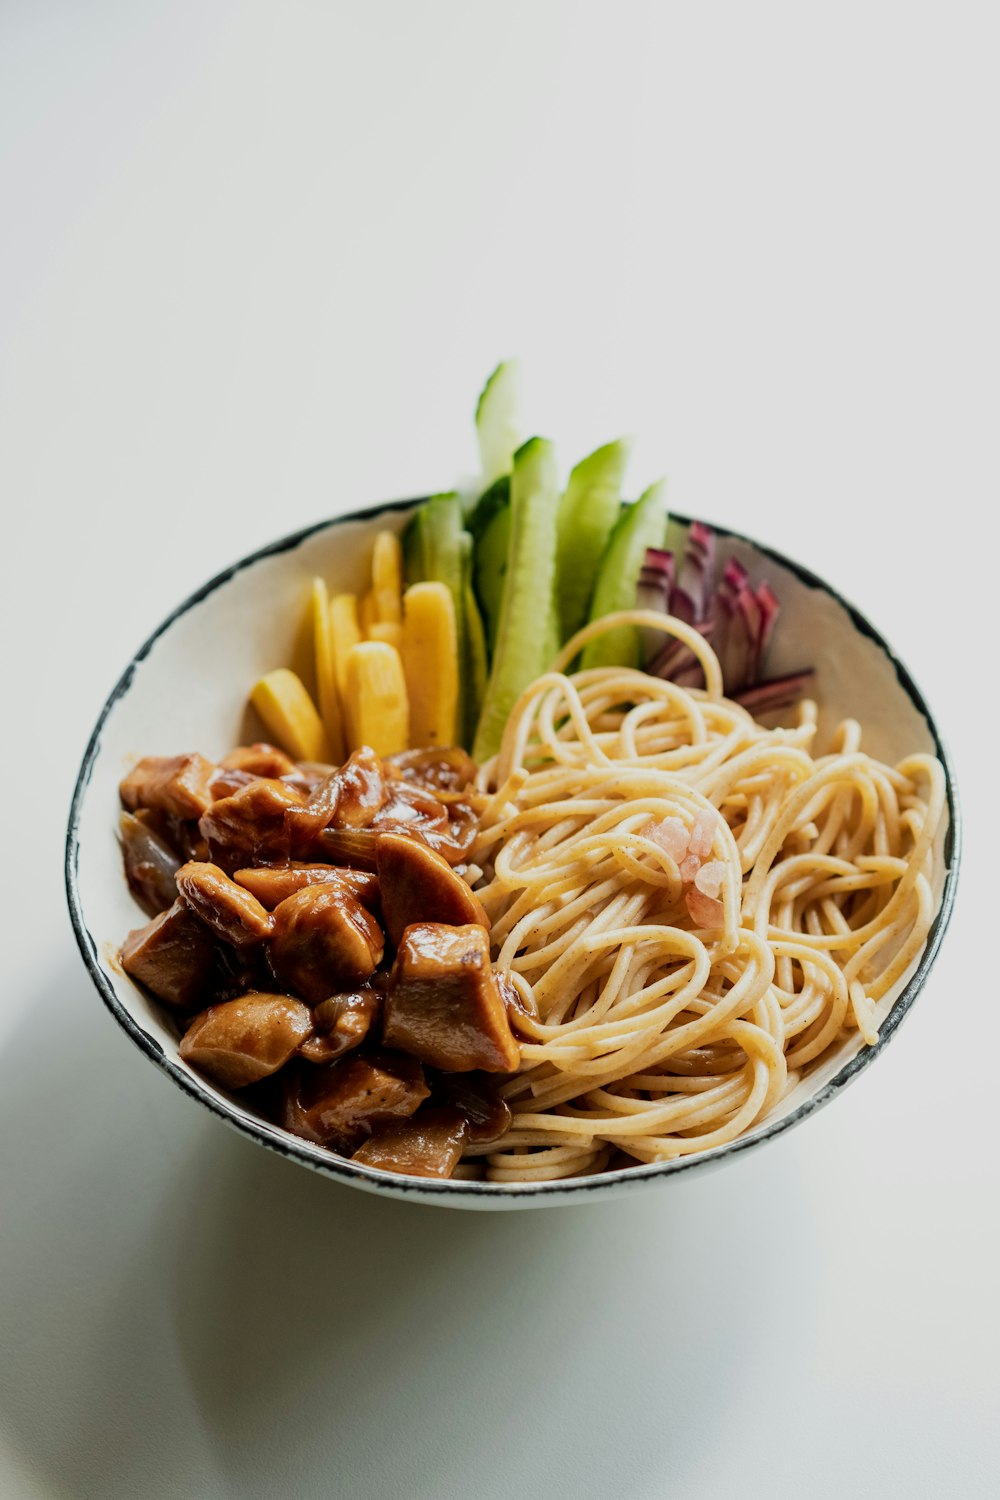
[1,3,996,1496]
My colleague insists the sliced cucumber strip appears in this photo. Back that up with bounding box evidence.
[473,437,560,761]
[475,361,523,487]
[556,437,631,642]
[580,480,668,670]
[420,493,466,603]
[462,574,489,748]
[475,503,511,653]
[467,474,510,545]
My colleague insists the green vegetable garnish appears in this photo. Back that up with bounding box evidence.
[580,480,668,670]
[473,437,560,761]
[556,437,632,642]
[475,361,523,489]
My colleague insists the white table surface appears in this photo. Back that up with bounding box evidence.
[2,3,996,1496]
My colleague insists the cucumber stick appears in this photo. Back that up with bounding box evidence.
[462,576,489,747]
[556,437,631,641]
[475,361,523,487]
[580,480,668,670]
[420,494,465,599]
[475,503,511,652]
[468,474,512,650]
[473,437,560,761]
[467,474,510,544]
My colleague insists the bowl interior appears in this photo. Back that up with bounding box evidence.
[68,504,957,1207]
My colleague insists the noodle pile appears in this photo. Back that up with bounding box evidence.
[466,611,945,1183]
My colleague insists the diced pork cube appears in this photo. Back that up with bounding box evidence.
[120,753,216,821]
[268,884,384,1002]
[233,863,379,913]
[352,1109,467,1178]
[376,832,488,945]
[219,743,298,778]
[383,923,520,1073]
[120,899,217,1008]
[175,861,274,947]
[179,993,312,1089]
[281,1052,429,1151]
[199,777,304,869]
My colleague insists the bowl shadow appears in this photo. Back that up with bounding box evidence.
[0,953,819,1500]
[168,1126,816,1499]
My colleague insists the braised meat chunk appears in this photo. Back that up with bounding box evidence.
[207,766,260,800]
[373,779,449,838]
[284,770,345,851]
[385,746,477,794]
[285,745,389,851]
[199,777,304,869]
[219,743,298,779]
[176,861,274,947]
[329,746,387,828]
[233,863,379,913]
[352,1108,467,1178]
[179,993,312,1089]
[417,800,479,865]
[316,799,478,870]
[281,1052,429,1151]
[376,832,488,945]
[121,900,218,1009]
[384,923,520,1073]
[121,753,216,821]
[269,884,384,1001]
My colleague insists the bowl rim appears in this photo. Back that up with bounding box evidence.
[65,499,962,1202]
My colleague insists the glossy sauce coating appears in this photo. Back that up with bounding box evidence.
[383,923,521,1072]
[268,884,385,1000]
[180,993,313,1088]
[116,743,519,1177]
[376,832,489,945]
[176,861,274,947]
[233,863,380,912]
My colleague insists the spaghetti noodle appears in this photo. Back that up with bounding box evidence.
[468,611,945,1183]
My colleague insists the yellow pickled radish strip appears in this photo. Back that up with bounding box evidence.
[250,669,331,763]
[372,530,403,623]
[359,590,379,637]
[343,641,409,756]
[329,594,362,698]
[402,581,458,747]
[368,620,403,649]
[375,589,402,624]
[311,578,346,761]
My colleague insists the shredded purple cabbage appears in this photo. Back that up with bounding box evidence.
[638,524,813,711]
[732,670,815,715]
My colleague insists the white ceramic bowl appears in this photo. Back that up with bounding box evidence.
[66,502,961,1209]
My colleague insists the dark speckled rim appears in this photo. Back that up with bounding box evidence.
[65,502,962,1204]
